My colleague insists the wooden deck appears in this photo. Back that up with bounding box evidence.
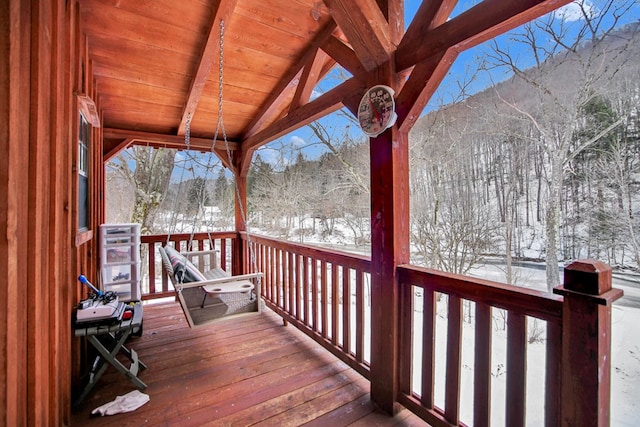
[71,300,429,426]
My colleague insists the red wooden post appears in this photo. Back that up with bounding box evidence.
[553,260,623,427]
[233,154,247,276]
[369,124,410,415]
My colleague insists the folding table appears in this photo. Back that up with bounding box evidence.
[73,302,146,406]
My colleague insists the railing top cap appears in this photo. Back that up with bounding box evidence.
[562,259,614,296]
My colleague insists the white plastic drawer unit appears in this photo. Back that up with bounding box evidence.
[105,246,132,263]
[99,223,141,302]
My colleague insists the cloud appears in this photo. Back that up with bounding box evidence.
[289,135,306,147]
[556,1,598,22]
[256,147,279,164]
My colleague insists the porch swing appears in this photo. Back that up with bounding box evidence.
[159,20,263,328]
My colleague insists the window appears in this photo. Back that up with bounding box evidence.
[78,112,90,231]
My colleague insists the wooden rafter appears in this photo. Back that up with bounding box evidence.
[320,35,366,77]
[177,0,239,136]
[103,128,239,153]
[394,0,458,131]
[242,21,338,140]
[396,48,457,132]
[401,0,458,50]
[242,77,366,154]
[323,0,395,71]
[290,48,329,111]
[395,0,574,72]
[104,138,133,162]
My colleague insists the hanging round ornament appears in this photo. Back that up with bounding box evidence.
[357,85,398,137]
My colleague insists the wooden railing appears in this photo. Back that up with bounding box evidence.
[396,265,563,426]
[140,231,238,300]
[140,233,620,426]
[239,233,373,378]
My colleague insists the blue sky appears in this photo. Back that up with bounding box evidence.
[254,0,640,168]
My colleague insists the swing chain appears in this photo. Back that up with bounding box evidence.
[185,112,192,150]
[218,20,225,131]
[216,20,260,282]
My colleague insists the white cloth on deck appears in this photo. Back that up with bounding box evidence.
[91,390,150,416]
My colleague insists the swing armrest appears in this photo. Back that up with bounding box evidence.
[200,272,264,288]
[176,272,264,290]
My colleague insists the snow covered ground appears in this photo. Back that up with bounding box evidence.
[339,261,637,426]
[462,263,639,426]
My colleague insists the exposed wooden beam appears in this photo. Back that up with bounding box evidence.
[395,0,458,132]
[242,77,366,153]
[396,0,573,72]
[320,35,366,77]
[396,48,457,132]
[214,147,233,170]
[402,0,458,50]
[103,128,239,153]
[323,0,395,71]
[242,21,337,140]
[377,0,405,44]
[289,48,328,111]
[103,138,133,162]
[177,0,239,136]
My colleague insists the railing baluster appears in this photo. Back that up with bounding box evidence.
[321,260,328,339]
[398,283,413,397]
[445,295,462,425]
[355,268,364,364]
[266,245,273,301]
[294,253,301,321]
[303,255,310,326]
[331,263,339,345]
[342,267,351,354]
[148,241,157,295]
[421,288,436,409]
[275,248,282,309]
[311,258,318,332]
[288,251,294,316]
[506,312,526,427]
[474,302,492,427]
[220,238,227,271]
[545,319,561,427]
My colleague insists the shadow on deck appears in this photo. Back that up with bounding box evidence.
[71,300,429,426]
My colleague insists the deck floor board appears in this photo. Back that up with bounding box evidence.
[71,301,429,426]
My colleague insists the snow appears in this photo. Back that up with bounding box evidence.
[333,260,638,425]
[406,265,639,426]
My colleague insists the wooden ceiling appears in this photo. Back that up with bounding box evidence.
[80,0,572,171]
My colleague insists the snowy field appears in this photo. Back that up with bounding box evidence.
[326,260,637,426]
[406,295,638,426]
[463,263,639,426]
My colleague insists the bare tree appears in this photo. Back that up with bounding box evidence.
[411,108,499,275]
[483,0,637,289]
[107,146,176,234]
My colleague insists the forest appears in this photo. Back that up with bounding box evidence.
[106,2,640,291]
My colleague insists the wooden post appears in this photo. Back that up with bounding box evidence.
[233,153,247,276]
[369,123,410,415]
[553,260,623,427]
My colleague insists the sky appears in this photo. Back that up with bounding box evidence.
[254,0,640,168]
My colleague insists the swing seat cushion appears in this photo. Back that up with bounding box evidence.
[162,245,206,283]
